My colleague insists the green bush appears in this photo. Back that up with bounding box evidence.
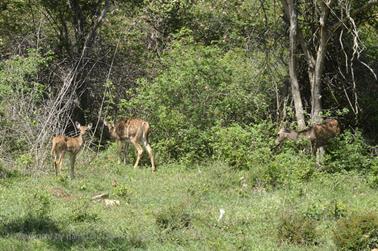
[210,122,316,189]
[211,122,274,170]
[333,212,378,250]
[277,210,318,246]
[250,150,315,189]
[0,49,51,163]
[0,164,21,179]
[26,192,52,219]
[302,200,347,221]
[155,203,192,232]
[112,184,133,203]
[15,153,34,169]
[70,201,100,223]
[368,157,378,189]
[325,130,371,172]
[120,40,278,163]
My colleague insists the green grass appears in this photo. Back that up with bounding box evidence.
[0,150,378,250]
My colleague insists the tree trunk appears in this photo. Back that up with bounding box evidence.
[312,1,332,164]
[282,0,306,130]
[311,1,331,123]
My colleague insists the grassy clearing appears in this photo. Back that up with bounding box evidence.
[0,149,377,250]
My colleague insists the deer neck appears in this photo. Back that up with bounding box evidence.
[286,130,299,140]
[77,134,84,146]
[118,124,131,140]
[65,133,85,153]
[298,128,315,141]
[74,133,86,150]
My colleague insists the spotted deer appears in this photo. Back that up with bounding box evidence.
[275,118,341,153]
[51,122,92,178]
[104,118,156,172]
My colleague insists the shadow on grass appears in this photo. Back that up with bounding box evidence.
[0,166,23,180]
[0,214,60,235]
[0,214,145,249]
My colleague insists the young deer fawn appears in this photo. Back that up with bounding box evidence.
[275,118,340,154]
[104,118,156,172]
[51,122,92,178]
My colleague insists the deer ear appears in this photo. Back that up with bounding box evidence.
[87,123,92,129]
[75,121,81,129]
[104,120,108,127]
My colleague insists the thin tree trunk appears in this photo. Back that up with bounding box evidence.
[311,1,331,123]
[312,1,332,165]
[282,0,306,129]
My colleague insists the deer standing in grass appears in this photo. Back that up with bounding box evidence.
[104,118,156,172]
[275,118,341,154]
[51,122,92,178]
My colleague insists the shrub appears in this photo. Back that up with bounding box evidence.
[26,192,52,219]
[112,184,133,203]
[211,122,274,170]
[120,40,279,163]
[368,157,378,189]
[302,200,347,221]
[0,49,53,168]
[325,130,371,172]
[250,150,315,189]
[155,203,192,232]
[15,153,34,169]
[0,164,21,179]
[333,212,378,250]
[70,201,99,223]
[277,210,318,246]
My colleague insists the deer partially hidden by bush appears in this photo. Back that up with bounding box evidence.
[51,122,92,179]
[275,118,341,154]
[104,118,156,172]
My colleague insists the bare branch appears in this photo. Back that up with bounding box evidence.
[331,0,378,32]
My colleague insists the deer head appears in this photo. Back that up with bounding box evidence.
[76,121,92,136]
[275,128,298,145]
[104,120,120,140]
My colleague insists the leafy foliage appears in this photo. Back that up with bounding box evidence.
[0,50,51,160]
[325,130,371,172]
[122,40,278,163]
[211,122,274,170]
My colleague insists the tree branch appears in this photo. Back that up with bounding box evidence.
[85,0,110,50]
[297,30,315,68]
[281,1,315,68]
[331,0,378,32]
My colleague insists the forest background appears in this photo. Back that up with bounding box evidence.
[0,1,378,250]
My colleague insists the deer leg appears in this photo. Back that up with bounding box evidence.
[316,146,325,169]
[116,140,123,164]
[310,141,316,155]
[57,152,65,176]
[53,151,59,176]
[143,140,156,172]
[52,143,63,176]
[54,160,60,176]
[52,147,58,175]
[123,142,129,165]
[69,154,76,179]
[131,140,143,169]
[116,140,128,165]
